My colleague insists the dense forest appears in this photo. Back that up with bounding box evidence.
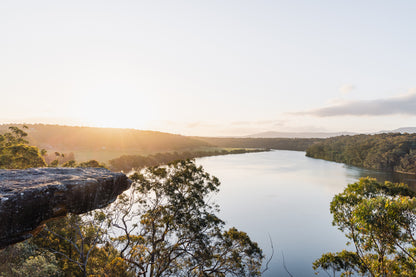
[0,124,208,152]
[108,148,268,172]
[306,133,416,174]
[5,126,416,275]
[195,137,321,151]
[0,124,212,162]
[0,124,320,163]
[0,126,265,276]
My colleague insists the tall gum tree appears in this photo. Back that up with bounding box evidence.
[109,160,264,277]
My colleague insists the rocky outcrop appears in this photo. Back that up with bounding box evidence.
[0,167,131,248]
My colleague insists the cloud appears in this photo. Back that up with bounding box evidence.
[297,90,416,117]
[339,84,356,95]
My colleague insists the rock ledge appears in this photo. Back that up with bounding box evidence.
[0,167,131,248]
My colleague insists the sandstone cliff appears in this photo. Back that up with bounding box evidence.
[0,167,131,248]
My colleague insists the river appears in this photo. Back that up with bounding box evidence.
[196,150,416,276]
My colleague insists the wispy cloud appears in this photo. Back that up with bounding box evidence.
[339,84,356,95]
[297,90,416,117]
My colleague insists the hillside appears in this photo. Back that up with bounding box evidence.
[0,124,323,163]
[245,131,356,138]
[0,124,212,162]
[195,137,321,151]
[306,133,416,174]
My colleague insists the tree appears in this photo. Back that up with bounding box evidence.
[78,159,106,168]
[315,177,416,276]
[0,240,62,277]
[110,160,263,276]
[62,160,77,167]
[312,250,364,277]
[33,213,131,277]
[0,126,46,169]
[306,133,416,174]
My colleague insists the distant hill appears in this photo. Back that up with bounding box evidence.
[388,127,416,134]
[0,124,212,162]
[6,124,413,163]
[306,133,416,174]
[245,131,357,138]
[246,127,416,138]
[0,124,322,163]
[194,137,322,151]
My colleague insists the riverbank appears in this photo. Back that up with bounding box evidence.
[108,148,270,172]
[306,133,416,175]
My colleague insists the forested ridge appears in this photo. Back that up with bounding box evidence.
[0,126,265,276]
[194,137,321,151]
[306,133,416,174]
[5,125,416,275]
[0,124,209,153]
[0,124,319,163]
[109,148,268,172]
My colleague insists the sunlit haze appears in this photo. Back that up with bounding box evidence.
[2,1,416,136]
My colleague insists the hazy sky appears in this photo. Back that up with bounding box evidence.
[1,0,415,136]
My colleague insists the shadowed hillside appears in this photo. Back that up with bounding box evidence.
[306,133,416,174]
[0,125,322,163]
[194,137,322,151]
[0,124,212,162]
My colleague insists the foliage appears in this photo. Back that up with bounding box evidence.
[0,124,211,153]
[109,159,264,276]
[46,152,75,167]
[306,133,416,174]
[0,240,62,277]
[197,137,321,151]
[33,213,131,277]
[0,126,263,275]
[0,126,46,169]
[315,178,416,276]
[62,160,77,167]
[109,149,267,172]
[77,159,106,168]
[0,124,320,163]
[312,250,364,277]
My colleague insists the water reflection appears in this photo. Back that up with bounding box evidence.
[196,150,416,276]
[344,164,416,189]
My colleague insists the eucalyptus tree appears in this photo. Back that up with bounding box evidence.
[0,125,46,169]
[315,178,416,276]
[110,160,263,277]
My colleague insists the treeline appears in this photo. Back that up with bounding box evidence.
[306,133,416,174]
[0,124,210,152]
[194,137,321,151]
[0,124,322,163]
[0,160,264,277]
[0,127,264,275]
[109,148,268,172]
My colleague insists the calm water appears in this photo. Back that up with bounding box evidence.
[196,150,416,276]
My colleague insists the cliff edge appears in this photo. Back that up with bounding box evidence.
[0,167,131,248]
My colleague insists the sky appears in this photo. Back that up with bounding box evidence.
[1,0,416,136]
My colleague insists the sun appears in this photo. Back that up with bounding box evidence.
[71,91,158,130]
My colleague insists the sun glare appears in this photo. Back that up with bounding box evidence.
[72,90,157,130]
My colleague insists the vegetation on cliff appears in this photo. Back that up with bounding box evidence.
[306,133,416,174]
[0,127,264,276]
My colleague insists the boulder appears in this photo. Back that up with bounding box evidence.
[0,167,131,248]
